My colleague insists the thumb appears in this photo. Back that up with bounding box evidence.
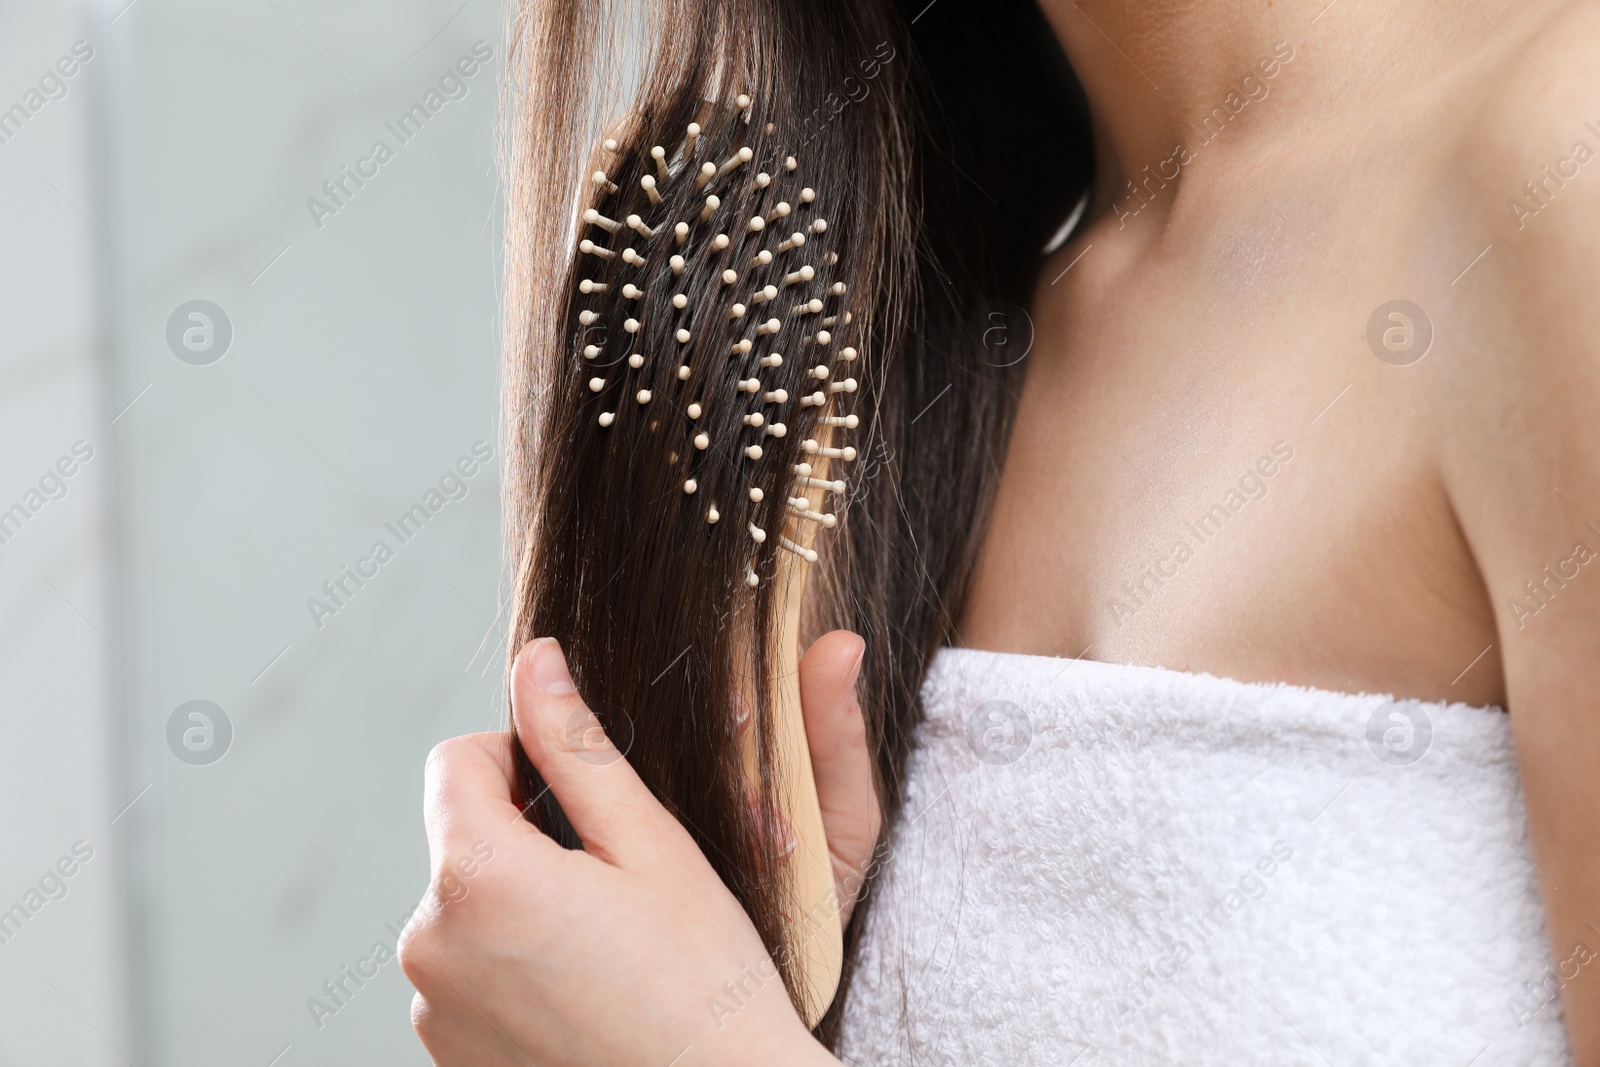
[797,630,881,928]
[511,637,680,867]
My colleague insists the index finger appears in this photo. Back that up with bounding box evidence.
[421,731,556,870]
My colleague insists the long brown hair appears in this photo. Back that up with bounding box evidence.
[500,0,1091,1043]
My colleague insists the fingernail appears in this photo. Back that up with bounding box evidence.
[846,638,866,689]
[526,638,577,694]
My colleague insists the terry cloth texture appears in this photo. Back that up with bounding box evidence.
[837,647,1571,1067]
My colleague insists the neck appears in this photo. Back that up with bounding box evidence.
[1035,0,1548,217]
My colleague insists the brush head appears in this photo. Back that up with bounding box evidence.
[569,98,857,592]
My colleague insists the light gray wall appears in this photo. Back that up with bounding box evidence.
[0,4,127,1064]
[3,1,508,1063]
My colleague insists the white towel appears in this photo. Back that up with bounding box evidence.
[837,648,1572,1066]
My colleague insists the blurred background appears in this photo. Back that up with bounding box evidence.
[1,1,506,1063]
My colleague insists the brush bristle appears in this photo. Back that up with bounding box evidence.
[567,97,856,586]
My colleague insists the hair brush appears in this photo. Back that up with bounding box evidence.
[516,91,862,1027]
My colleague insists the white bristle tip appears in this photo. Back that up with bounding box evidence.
[677,365,691,380]
[628,354,644,368]
[684,479,698,494]
[598,411,615,426]
[800,188,816,203]
[673,293,688,309]
[622,284,643,299]
[688,403,704,419]
[676,328,691,343]
[744,412,765,427]
[602,139,619,152]
[636,389,652,404]
[588,377,605,392]
[694,432,710,449]
[745,446,764,460]
[736,94,752,109]
[749,487,765,502]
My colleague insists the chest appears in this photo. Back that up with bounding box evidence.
[959,220,1504,705]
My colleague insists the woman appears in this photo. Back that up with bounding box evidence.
[398,0,1600,1062]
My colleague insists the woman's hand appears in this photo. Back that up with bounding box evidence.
[398,634,876,1066]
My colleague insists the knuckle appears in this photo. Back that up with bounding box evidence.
[409,991,440,1043]
[396,912,444,989]
[423,734,475,776]
[527,696,605,760]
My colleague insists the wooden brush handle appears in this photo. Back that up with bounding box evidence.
[756,446,845,1027]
